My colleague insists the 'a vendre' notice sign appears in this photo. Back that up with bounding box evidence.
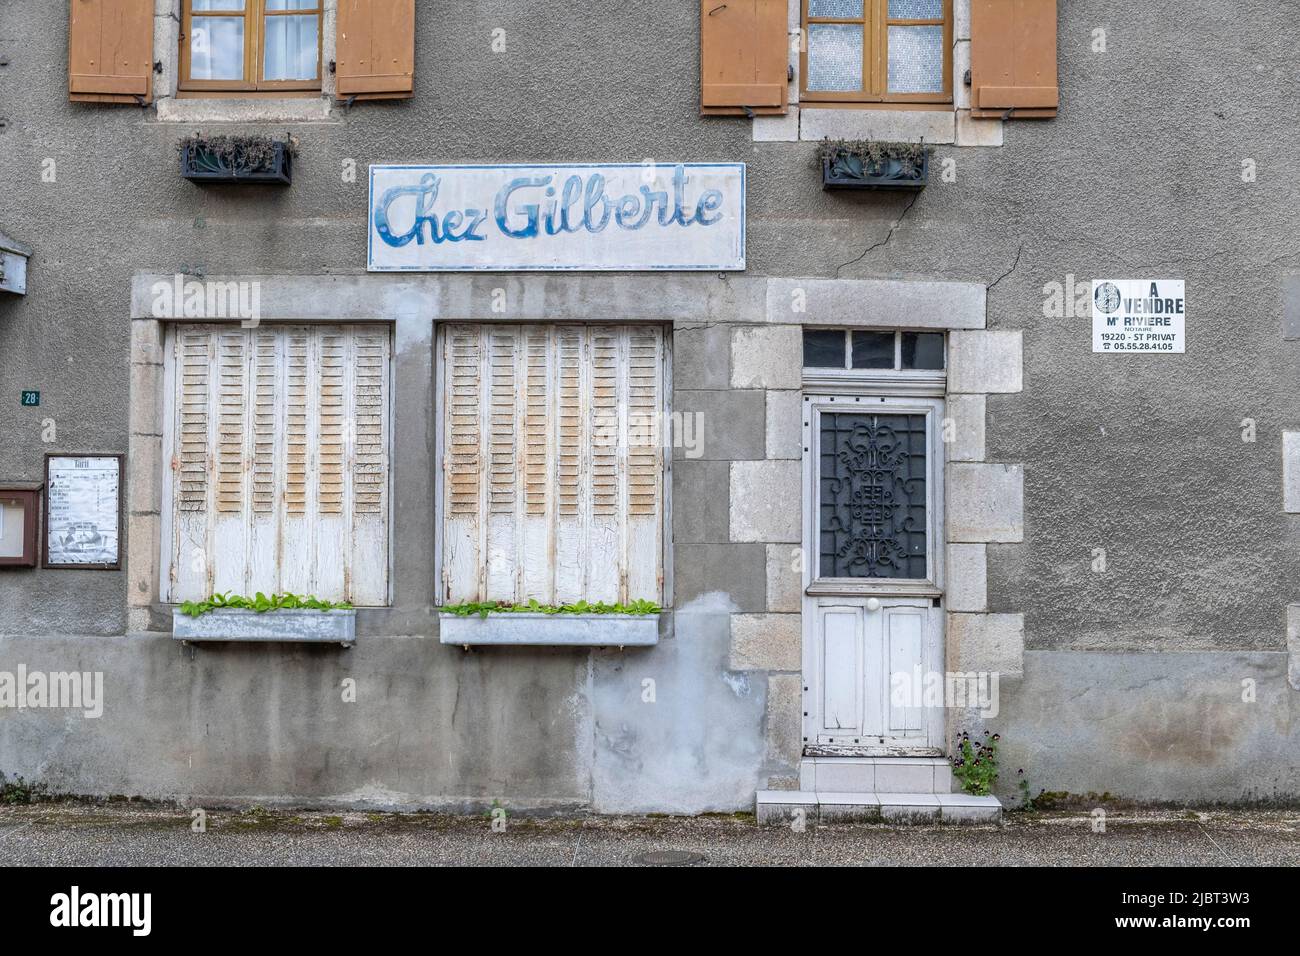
[1092,279,1186,353]
[368,163,745,272]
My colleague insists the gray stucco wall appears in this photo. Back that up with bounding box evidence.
[2,0,1298,808]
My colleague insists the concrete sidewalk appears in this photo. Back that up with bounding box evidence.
[1,804,1299,866]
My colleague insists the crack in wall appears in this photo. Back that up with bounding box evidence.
[832,191,923,279]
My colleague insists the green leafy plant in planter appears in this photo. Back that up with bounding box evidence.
[442,598,661,620]
[818,138,933,189]
[950,729,1000,796]
[179,592,352,618]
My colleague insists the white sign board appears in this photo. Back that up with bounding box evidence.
[45,455,121,568]
[368,163,745,272]
[1092,279,1185,353]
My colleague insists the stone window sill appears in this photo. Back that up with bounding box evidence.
[438,612,660,647]
[153,96,337,124]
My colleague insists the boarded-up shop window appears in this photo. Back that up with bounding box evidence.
[162,324,391,606]
[440,324,666,606]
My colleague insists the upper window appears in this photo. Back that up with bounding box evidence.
[801,0,952,105]
[181,0,323,93]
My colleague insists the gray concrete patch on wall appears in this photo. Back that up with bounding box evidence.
[591,592,767,814]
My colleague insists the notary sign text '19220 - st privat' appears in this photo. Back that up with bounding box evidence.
[367,163,745,272]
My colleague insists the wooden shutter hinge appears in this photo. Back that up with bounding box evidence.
[708,3,727,14]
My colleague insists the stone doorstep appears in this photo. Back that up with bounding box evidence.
[756,790,1002,826]
[799,756,953,794]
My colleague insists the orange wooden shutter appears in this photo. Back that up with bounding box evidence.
[335,0,415,101]
[970,0,1058,118]
[700,0,788,116]
[68,0,153,104]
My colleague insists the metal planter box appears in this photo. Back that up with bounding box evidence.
[439,612,659,647]
[171,608,355,645]
[180,141,293,185]
[821,152,928,191]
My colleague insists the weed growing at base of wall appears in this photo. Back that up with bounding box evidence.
[0,770,46,805]
[951,730,1000,796]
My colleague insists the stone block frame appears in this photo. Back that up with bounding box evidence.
[150,0,340,123]
[753,276,1024,784]
[754,0,1005,148]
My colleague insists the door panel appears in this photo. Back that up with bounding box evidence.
[820,606,863,737]
[885,605,926,735]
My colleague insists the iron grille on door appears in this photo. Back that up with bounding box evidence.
[164,324,391,605]
[441,323,666,606]
[818,412,928,579]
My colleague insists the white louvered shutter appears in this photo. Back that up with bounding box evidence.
[441,324,665,606]
[166,324,391,605]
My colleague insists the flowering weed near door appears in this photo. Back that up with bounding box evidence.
[952,731,1001,796]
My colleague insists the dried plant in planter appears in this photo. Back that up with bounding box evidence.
[178,133,299,183]
[818,138,934,189]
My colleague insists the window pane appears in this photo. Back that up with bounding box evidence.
[851,332,895,369]
[807,24,864,92]
[265,0,315,9]
[901,332,945,369]
[264,14,319,81]
[190,16,244,81]
[819,413,928,579]
[192,0,245,9]
[808,0,864,16]
[887,25,944,93]
[804,330,846,368]
[0,496,28,558]
[888,0,943,18]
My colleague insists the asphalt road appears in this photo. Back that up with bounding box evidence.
[1,804,1298,866]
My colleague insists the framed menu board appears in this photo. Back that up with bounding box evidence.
[43,454,123,570]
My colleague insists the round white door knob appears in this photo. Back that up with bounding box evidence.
[865,598,881,612]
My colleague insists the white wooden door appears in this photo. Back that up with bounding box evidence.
[802,395,945,755]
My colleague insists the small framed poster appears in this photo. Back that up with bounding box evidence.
[43,454,123,570]
[0,487,40,567]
